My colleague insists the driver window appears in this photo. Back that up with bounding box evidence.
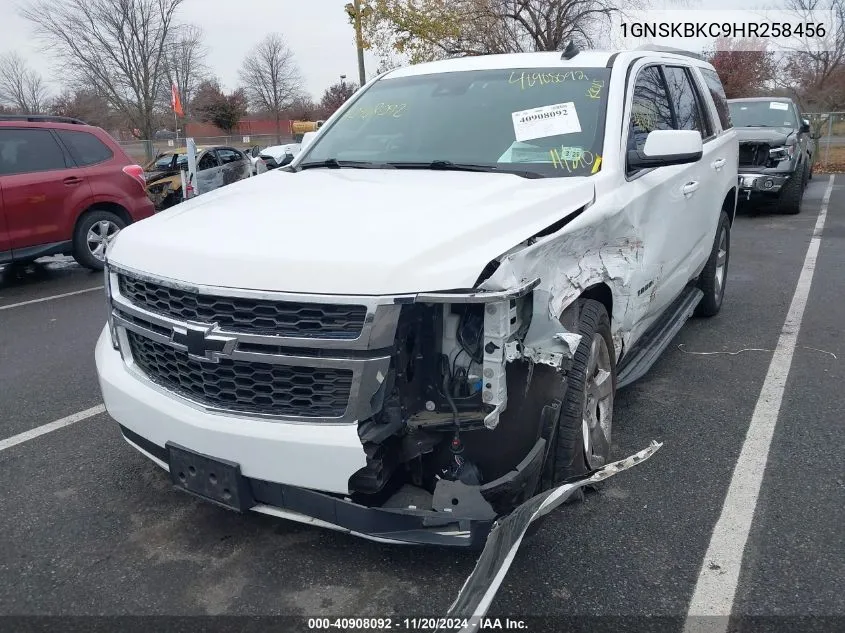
[198,152,219,171]
[628,66,674,156]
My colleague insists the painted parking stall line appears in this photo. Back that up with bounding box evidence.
[0,404,105,452]
[683,175,836,631]
[0,285,104,311]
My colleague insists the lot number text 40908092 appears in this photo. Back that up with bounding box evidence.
[307,617,529,630]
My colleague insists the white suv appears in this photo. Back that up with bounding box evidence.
[95,47,738,547]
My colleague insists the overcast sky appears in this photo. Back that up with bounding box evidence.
[1,0,778,102]
[2,0,381,101]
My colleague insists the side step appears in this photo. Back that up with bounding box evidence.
[616,287,704,389]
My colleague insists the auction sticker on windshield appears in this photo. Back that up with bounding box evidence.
[511,102,582,142]
[770,102,789,110]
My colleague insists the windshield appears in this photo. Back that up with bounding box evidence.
[302,67,610,177]
[152,154,174,169]
[729,101,798,128]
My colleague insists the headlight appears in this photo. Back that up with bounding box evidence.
[769,144,795,161]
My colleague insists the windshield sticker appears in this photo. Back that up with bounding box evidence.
[508,71,588,90]
[586,80,605,99]
[512,102,581,142]
[769,102,789,110]
[344,102,407,119]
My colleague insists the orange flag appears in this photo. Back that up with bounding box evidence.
[171,84,184,117]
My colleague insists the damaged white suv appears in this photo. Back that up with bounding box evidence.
[95,46,738,547]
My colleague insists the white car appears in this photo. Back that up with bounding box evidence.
[96,46,737,547]
[243,146,268,176]
[258,143,301,170]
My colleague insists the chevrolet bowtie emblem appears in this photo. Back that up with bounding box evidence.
[171,322,237,362]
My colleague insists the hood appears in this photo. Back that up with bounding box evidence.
[144,169,178,185]
[109,168,596,295]
[735,127,795,146]
[261,144,301,161]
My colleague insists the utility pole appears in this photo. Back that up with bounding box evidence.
[353,0,366,86]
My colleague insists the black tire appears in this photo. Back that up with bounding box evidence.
[551,299,616,484]
[808,158,814,180]
[777,170,804,215]
[72,210,126,271]
[695,211,730,317]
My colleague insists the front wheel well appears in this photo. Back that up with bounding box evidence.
[580,283,613,322]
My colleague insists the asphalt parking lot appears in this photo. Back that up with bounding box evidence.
[0,176,842,631]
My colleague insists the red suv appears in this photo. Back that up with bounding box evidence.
[0,115,154,271]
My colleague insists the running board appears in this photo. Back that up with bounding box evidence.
[616,287,704,389]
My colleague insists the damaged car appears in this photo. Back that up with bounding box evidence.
[728,97,813,213]
[95,46,737,547]
[144,146,251,209]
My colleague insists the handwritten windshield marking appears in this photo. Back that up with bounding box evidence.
[345,102,407,120]
[586,80,605,99]
[550,147,594,172]
[508,71,589,90]
[591,156,602,174]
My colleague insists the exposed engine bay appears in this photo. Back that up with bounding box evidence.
[348,291,566,519]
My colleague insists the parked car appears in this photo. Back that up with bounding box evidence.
[244,146,268,176]
[96,47,737,546]
[728,97,813,213]
[144,146,251,209]
[0,115,154,270]
[258,143,301,170]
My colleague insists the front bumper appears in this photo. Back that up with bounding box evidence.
[95,327,494,547]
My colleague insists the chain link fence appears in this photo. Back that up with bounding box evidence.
[117,134,297,164]
[806,112,845,169]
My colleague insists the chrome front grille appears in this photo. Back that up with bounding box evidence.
[126,331,353,417]
[108,266,399,423]
[117,273,367,339]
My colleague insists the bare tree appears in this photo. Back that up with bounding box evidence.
[163,23,208,117]
[776,0,845,112]
[21,0,185,154]
[0,52,49,113]
[360,0,643,64]
[50,87,116,129]
[239,33,304,142]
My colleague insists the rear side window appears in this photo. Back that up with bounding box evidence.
[628,66,674,153]
[663,66,706,136]
[699,68,733,130]
[57,130,113,166]
[0,128,68,176]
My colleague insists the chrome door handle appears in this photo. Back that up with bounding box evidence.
[682,181,699,197]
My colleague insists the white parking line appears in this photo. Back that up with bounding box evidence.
[0,404,105,452]
[0,285,104,311]
[684,174,836,631]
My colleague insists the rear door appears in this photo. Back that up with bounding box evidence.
[55,128,120,196]
[0,127,92,251]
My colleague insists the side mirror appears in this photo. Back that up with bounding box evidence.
[800,119,811,134]
[627,130,703,170]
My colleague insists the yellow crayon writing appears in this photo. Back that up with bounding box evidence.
[586,80,604,99]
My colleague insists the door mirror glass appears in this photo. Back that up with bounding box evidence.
[627,129,703,170]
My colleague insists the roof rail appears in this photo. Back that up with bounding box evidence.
[0,114,89,125]
[634,44,704,61]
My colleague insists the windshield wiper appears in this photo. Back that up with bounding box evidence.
[296,158,395,171]
[388,160,545,179]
